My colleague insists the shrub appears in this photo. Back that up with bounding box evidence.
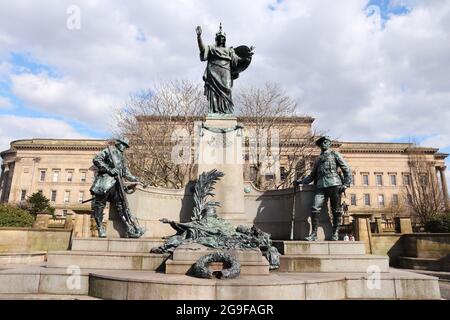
[0,204,35,228]
[26,192,55,216]
[425,212,450,233]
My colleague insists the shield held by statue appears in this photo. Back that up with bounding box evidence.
[231,45,254,80]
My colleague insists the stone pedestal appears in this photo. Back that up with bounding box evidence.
[64,213,75,230]
[33,213,51,229]
[394,217,413,234]
[197,116,247,226]
[73,213,94,238]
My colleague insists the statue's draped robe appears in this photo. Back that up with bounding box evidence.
[200,45,239,114]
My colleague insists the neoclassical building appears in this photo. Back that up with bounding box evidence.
[0,139,107,236]
[1,117,448,225]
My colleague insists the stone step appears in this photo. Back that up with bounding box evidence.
[0,252,47,265]
[398,257,450,272]
[172,245,263,262]
[0,294,100,300]
[278,254,390,273]
[46,251,170,271]
[71,238,165,253]
[0,266,90,295]
[87,269,441,300]
[273,241,366,255]
[165,259,270,275]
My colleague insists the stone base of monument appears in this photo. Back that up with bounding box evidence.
[164,244,269,275]
[86,269,441,300]
[0,238,442,300]
[70,238,165,253]
[273,240,390,273]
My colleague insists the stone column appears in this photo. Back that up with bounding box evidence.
[197,116,247,226]
[438,166,449,211]
[375,217,383,234]
[352,213,373,254]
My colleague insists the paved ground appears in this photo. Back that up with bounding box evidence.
[398,268,450,300]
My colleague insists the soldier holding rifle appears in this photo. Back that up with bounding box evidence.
[294,136,352,241]
[89,137,145,238]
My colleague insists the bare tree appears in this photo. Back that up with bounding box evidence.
[235,82,319,190]
[405,150,445,225]
[116,81,319,191]
[116,80,207,189]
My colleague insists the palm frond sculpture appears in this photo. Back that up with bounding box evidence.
[192,169,225,221]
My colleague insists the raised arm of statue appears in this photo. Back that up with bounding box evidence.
[196,26,206,59]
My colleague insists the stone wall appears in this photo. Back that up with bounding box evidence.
[371,234,404,265]
[372,233,450,265]
[402,233,450,259]
[0,228,72,252]
[108,183,333,240]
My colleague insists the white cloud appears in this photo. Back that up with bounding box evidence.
[10,72,117,129]
[0,0,448,156]
[0,115,88,152]
[0,96,12,109]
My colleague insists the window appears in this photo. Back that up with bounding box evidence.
[62,210,68,216]
[351,175,355,186]
[52,170,60,182]
[64,191,70,203]
[39,170,46,182]
[420,174,428,185]
[280,167,287,181]
[78,191,84,203]
[250,166,257,182]
[20,190,27,201]
[80,171,87,183]
[66,171,74,182]
[392,194,399,206]
[407,194,413,205]
[362,174,369,186]
[403,174,411,186]
[376,174,383,186]
[265,174,275,181]
[378,194,385,206]
[390,174,397,186]
[350,194,357,206]
[51,190,57,202]
[364,194,371,206]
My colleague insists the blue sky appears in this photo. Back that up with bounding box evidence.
[0,0,449,179]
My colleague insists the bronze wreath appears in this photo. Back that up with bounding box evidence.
[191,252,241,279]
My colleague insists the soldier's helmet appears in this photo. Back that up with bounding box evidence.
[116,137,130,148]
[215,23,226,42]
[315,136,331,146]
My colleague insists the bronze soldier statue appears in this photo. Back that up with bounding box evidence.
[294,136,352,241]
[89,137,145,238]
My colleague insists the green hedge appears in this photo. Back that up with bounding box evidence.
[0,204,35,228]
[425,212,450,233]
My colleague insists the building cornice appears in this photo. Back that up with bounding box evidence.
[136,115,315,124]
[3,139,107,155]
